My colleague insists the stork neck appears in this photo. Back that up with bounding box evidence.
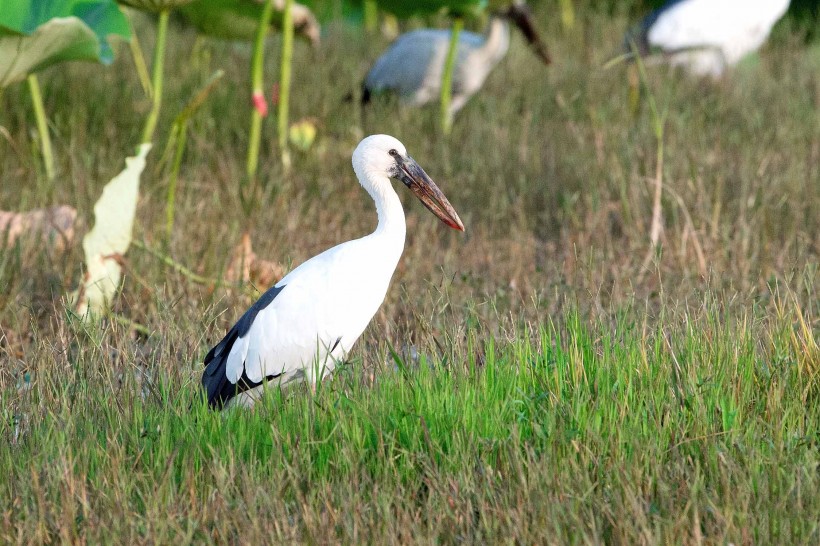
[483,17,510,64]
[351,149,408,267]
[373,180,407,240]
[350,163,407,245]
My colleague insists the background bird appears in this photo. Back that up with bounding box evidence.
[362,2,551,118]
[625,0,791,77]
[202,135,465,410]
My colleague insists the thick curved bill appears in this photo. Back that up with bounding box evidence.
[396,157,465,232]
[508,3,551,65]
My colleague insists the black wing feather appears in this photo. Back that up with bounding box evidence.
[624,0,689,57]
[202,284,286,409]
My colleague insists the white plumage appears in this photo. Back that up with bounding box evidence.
[363,4,550,117]
[628,0,791,77]
[202,135,464,409]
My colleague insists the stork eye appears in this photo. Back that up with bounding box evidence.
[388,149,399,157]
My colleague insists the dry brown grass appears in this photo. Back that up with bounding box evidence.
[0,5,818,544]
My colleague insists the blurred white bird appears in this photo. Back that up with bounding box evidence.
[625,0,791,77]
[202,135,464,409]
[363,3,550,117]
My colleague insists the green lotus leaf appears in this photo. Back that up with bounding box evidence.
[0,18,94,86]
[301,0,490,21]
[0,0,130,86]
[373,0,488,18]
[0,0,130,67]
[178,0,320,45]
[299,0,363,24]
[118,0,196,13]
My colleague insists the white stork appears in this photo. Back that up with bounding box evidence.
[626,0,791,77]
[202,135,464,409]
[362,2,550,117]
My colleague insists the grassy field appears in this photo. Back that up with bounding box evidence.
[1,3,819,543]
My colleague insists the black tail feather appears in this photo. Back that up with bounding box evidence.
[201,284,286,410]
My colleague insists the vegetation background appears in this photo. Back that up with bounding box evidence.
[1,0,818,543]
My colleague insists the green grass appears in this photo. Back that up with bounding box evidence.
[2,296,819,542]
[1,4,819,544]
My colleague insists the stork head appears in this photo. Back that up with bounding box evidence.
[353,135,465,232]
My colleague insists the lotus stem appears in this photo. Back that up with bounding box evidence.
[247,0,275,181]
[278,0,294,170]
[128,19,153,98]
[440,16,463,136]
[27,75,55,180]
[141,9,169,144]
[559,0,575,31]
[364,0,378,33]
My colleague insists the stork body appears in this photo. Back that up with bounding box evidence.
[364,18,511,116]
[628,0,791,77]
[202,135,464,409]
[363,4,550,117]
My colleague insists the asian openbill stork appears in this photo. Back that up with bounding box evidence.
[202,135,464,409]
[625,0,791,77]
[362,2,550,117]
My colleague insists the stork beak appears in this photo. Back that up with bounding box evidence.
[397,157,465,232]
[507,3,551,65]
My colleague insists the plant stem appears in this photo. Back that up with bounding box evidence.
[278,0,294,170]
[132,239,221,286]
[363,0,378,33]
[165,122,187,243]
[111,313,151,336]
[27,74,54,180]
[649,135,664,246]
[141,9,169,144]
[559,0,575,31]
[631,53,669,275]
[132,240,253,294]
[128,18,153,98]
[635,55,665,248]
[440,17,463,136]
[247,0,275,181]
[160,70,223,243]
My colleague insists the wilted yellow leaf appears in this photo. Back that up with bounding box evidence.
[73,144,151,318]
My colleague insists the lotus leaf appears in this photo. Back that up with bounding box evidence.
[373,0,488,18]
[0,0,129,86]
[117,0,196,13]
[178,0,320,45]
